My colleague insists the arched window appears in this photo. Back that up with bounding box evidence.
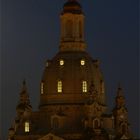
[122,124,127,134]
[82,81,87,92]
[94,120,99,129]
[93,119,100,129]
[81,59,85,65]
[66,20,73,37]
[84,120,88,128]
[52,118,59,129]
[58,80,62,93]
[41,82,44,94]
[60,59,64,66]
[25,121,30,132]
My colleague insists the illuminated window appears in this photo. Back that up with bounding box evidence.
[46,62,49,67]
[25,121,29,132]
[57,80,62,93]
[81,59,85,65]
[41,82,44,94]
[82,81,87,92]
[60,60,64,66]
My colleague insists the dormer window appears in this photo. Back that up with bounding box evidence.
[81,59,85,65]
[25,121,30,132]
[60,59,64,66]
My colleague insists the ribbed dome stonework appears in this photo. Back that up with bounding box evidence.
[40,51,106,108]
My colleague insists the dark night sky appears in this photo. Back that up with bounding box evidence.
[1,0,139,139]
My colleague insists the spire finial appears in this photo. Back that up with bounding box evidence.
[23,79,26,86]
[21,79,27,92]
[117,83,123,97]
[118,82,122,89]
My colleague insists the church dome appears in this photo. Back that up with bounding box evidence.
[40,51,105,108]
[62,0,83,15]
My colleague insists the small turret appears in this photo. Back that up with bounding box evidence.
[115,84,125,108]
[16,80,32,119]
[8,127,15,140]
[84,83,104,132]
[113,85,132,139]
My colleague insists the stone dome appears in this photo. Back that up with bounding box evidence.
[40,51,105,108]
[62,0,83,15]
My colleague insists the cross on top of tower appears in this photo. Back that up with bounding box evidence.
[22,79,27,92]
[117,83,124,97]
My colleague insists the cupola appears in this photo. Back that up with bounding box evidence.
[60,0,86,51]
[62,0,83,15]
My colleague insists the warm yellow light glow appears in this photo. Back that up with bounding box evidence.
[41,82,44,94]
[82,81,87,92]
[25,122,29,132]
[46,62,49,67]
[81,59,85,65]
[60,60,64,66]
[58,81,62,93]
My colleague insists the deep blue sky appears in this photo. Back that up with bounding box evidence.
[1,0,139,139]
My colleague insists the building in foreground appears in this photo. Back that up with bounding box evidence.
[8,0,133,140]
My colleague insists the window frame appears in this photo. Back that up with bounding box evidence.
[60,59,64,66]
[81,59,85,66]
[41,82,44,94]
[82,81,87,93]
[25,121,30,132]
[57,80,62,93]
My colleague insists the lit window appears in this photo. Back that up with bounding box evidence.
[57,81,62,93]
[25,121,29,132]
[46,62,49,67]
[60,60,64,66]
[82,81,87,92]
[81,59,85,65]
[41,82,44,94]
